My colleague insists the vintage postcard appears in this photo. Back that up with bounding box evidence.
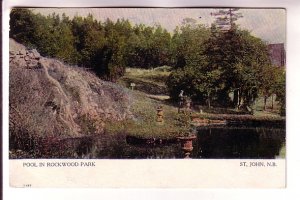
[7,7,286,188]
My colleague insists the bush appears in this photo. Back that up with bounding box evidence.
[166,66,206,103]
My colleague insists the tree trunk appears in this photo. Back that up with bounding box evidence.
[263,95,267,111]
[233,89,239,109]
[271,94,274,110]
[238,90,242,109]
[207,92,211,109]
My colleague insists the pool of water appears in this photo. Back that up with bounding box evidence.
[192,127,285,159]
[26,126,285,159]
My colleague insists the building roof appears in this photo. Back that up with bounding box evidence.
[268,43,285,67]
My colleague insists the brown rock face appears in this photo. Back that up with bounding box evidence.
[10,47,41,69]
[9,39,133,138]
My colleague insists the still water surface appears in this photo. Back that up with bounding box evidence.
[51,127,285,159]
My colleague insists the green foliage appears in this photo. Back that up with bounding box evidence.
[10,9,173,81]
[10,8,37,47]
[10,9,285,111]
[124,24,172,68]
[215,29,272,109]
[167,23,279,110]
[171,21,210,68]
[167,65,223,107]
[167,66,201,101]
[272,68,286,115]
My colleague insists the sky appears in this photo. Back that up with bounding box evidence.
[32,8,286,44]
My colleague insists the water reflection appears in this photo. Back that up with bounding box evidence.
[14,127,285,159]
[193,127,285,159]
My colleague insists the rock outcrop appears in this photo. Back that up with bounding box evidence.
[9,39,133,138]
[9,48,41,69]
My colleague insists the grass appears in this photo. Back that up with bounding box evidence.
[254,94,280,112]
[11,60,286,153]
[104,77,208,139]
[125,66,171,80]
[109,67,286,138]
[104,88,190,139]
[10,63,286,158]
[118,67,171,95]
[278,144,286,158]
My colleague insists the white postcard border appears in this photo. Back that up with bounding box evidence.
[3,0,300,199]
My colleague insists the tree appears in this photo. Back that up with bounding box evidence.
[213,28,272,110]
[167,21,220,107]
[259,64,278,110]
[33,13,78,63]
[151,25,172,66]
[171,18,210,69]
[271,68,286,115]
[208,9,274,110]
[10,8,176,81]
[10,9,79,64]
[211,8,243,31]
[167,66,204,102]
[167,10,274,110]
[10,8,38,47]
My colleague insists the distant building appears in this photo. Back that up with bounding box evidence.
[268,43,286,67]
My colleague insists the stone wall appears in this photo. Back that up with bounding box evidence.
[9,48,41,69]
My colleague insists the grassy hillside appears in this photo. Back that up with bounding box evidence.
[108,67,285,139]
[118,67,171,96]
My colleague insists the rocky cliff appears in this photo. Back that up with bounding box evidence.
[9,39,133,139]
